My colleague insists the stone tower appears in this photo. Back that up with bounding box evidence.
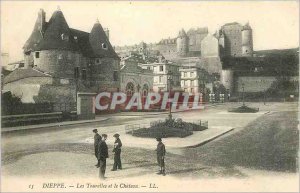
[177,29,189,57]
[241,23,253,57]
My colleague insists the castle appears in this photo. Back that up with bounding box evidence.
[115,22,253,60]
[3,8,120,105]
[3,8,298,108]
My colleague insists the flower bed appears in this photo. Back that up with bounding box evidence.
[126,118,208,138]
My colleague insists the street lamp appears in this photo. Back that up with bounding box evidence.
[167,71,173,120]
[242,83,245,106]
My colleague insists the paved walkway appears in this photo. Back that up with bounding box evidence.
[81,126,234,149]
[1,103,224,133]
[1,117,109,133]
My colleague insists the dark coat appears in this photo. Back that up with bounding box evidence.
[98,140,109,160]
[94,133,101,148]
[113,138,122,153]
[156,142,166,157]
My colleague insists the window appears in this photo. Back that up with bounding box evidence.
[61,33,69,41]
[191,88,194,93]
[184,72,187,77]
[35,52,40,58]
[96,59,100,63]
[102,43,108,49]
[82,69,87,80]
[19,63,25,68]
[191,72,194,77]
[74,67,80,79]
[113,71,118,81]
[191,80,194,86]
[159,65,164,72]
[159,76,163,83]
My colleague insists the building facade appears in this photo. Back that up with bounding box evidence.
[139,62,181,92]
[120,56,153,96]
[3,8,120,104]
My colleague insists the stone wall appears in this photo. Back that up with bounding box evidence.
[201,34,219,58]
[3,77,53,103]
[236,76,279,93]
[90,58,120,92]
[33,50,83,79]
[221,24,243,57]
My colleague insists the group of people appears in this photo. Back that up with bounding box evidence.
[93,129,122,179]
[93,129,166,179]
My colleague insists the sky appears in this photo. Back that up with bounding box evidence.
[1,1,299,63]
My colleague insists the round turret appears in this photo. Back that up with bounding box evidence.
[221,70,234,93]
[176,29,189,57]
[241,23,253,56]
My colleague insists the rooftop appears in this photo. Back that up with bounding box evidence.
[23,9,119,59]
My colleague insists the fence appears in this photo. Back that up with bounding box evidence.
[125,119,208,136]
[2,102,76,116]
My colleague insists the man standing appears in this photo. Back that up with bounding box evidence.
[156,138,166,176]
[93,129,101,167]
[111,133,122,171]
[98,134,108,179]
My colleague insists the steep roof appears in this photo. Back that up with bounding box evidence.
[178,29,188,37]
[36,10,80,51]
[23,11,45,53]
[3,68,51,84]
[23,9,119,59]
[242,23,252,30]
[89,21,119,58]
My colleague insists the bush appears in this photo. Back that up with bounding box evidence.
[228,105,259,113]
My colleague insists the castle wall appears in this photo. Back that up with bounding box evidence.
[236,76,276,92]
[33,50,83,79]
[220,70,234,93]
[242,30,253,56]
[153,44,177,60]
[222,24,243,57]
[177,36,189,57]
[201,34,219,58]
[188,33,207,52]
[90,58,120,92]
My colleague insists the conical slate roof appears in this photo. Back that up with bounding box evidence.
[23,9,119,59]
[89,21,119,58]
[36,10,79,51]
[242,23,252,30]
[178,29,187,38]
[23,10,45,53]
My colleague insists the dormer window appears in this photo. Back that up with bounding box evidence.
[61,33,69,41]
[102,43,108,50]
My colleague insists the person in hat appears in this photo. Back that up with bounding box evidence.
[111,133,122,171]
[93,129,102,167]
[156,137,166,176]
[98,134,108,179]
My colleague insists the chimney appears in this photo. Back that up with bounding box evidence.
[104,28,109,40]
[38,9,46,34]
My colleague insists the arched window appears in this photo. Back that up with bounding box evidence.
[142,84,149,96]
[126,82,135,96]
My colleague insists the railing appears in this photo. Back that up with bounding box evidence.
[125,119,208,135]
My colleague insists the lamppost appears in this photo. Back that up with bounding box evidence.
[264,89,266,105]
[167,71,173,120]
[242,83,245,106]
